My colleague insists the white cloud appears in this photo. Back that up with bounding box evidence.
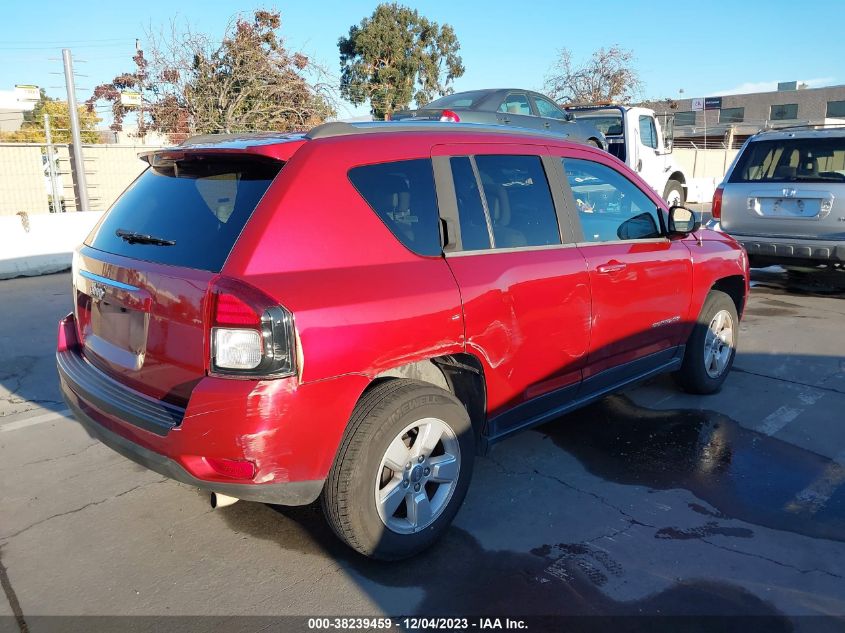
[711,77,836,96]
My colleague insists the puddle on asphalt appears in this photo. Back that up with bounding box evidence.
[539,394,845,542]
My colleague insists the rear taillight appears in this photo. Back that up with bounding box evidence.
[208,278,296,379]
[439,109,461,122]
[712,186,724,220]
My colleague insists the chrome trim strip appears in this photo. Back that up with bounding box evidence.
[445,242,578,257]
[79,269,140,292]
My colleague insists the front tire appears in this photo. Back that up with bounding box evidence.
[674,290,738,394]
[663,180,685,207]
[322,379,474,560]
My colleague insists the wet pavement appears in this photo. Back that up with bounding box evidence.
[1,269,844,632]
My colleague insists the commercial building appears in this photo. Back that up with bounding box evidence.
[652,83,845,148]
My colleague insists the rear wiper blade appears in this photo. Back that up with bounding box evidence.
[115,229,176,246]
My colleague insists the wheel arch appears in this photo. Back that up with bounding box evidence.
[368,354,488,452]
[711,275,747,317]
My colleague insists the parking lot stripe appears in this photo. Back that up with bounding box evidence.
[0,409,71,433]
[785,452,845,515]
[756,405,802,436]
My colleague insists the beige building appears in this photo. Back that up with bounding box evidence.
[650,83,845,148]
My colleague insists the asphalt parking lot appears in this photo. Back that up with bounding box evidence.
[1,269,844,632]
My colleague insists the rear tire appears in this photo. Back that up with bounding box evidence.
[321,379,474,560]
[663,180,685,207]
[586,138,602,149]
[674,290,738,395]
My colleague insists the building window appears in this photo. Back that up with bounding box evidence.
[770,104,798,121]
[675,111,696,126]
[719,107,744,123]
[827,100,845,118]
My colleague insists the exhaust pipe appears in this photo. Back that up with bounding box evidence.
[210,492,239,509]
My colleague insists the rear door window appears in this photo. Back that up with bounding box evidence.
[449,157,492,251]
[86,155,282,272]
[498,94,531,116]
[348,159,442,257]
[474,155,561,248]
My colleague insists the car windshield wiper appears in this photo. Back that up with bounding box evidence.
[115,229,176,246]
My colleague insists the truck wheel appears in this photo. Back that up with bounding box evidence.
[663,180,685,207]
[322,379,474,560]
[674,290,738,395]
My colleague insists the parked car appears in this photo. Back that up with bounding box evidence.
[392,88,606,149]
[57,122,749,560]
[714,126,845,270]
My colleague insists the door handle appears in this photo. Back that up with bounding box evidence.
[544,122,551,128]
[596,262,627,274]
[502,118,511,124]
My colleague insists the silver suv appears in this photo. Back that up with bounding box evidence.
[715,126,845,269]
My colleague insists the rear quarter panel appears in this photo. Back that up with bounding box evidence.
[223,135,466,386]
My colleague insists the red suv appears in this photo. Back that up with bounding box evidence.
[57,122,749,559]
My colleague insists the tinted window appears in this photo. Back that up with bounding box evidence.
[770,103,798,120]
[675,111,696,126]
[729,137,845,183]
[563,158,662,243]
[86,156,281,272]
[426,91,487,109]
[535,97,566,120]
[498,94,531,116]
[639,115,657,149]
[719,107,744,123]
[475,155,560,248]
[450,157,491,251]
[348,159,442,257]
[827,100,845,118]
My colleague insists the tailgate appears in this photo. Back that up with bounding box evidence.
[73,151,283,405]
[721,183,840,239]
[73,249,213,405]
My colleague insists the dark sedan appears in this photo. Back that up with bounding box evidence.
[392,89,606,149]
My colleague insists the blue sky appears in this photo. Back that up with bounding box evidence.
[1,0,841,121]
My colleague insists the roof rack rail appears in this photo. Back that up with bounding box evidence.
[304,120,571,140]
[760,122,845,133]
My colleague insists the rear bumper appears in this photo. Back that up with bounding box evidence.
[732,234,845,263]
[56,313,370,506]
[61,385,323,505]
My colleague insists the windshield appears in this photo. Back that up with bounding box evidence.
[425,91,487,110]
[86,155,282,272]
[730,137,845,183]
[577,115,624,136]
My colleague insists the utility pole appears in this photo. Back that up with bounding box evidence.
[62,48,90,211]
[43,114,63,212]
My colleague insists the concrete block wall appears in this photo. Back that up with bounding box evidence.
[1,143,162,216]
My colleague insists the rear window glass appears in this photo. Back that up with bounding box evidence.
[86,155,282,272]
[425,91,486,110]
[348,159,442,257]
[730,137,845,183]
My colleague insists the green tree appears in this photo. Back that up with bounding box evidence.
[0,92,101,143]
[339,3,464,120]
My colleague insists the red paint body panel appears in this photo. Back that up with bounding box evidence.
[58,126,749,499]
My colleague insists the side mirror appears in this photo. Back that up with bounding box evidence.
[564,111,575,122]
[668,205,700,236]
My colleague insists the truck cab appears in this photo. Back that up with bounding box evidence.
[566,105,691,205]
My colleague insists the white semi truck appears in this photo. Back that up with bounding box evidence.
[566,104,710,205]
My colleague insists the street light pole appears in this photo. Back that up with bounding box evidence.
[62,48,90,211]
